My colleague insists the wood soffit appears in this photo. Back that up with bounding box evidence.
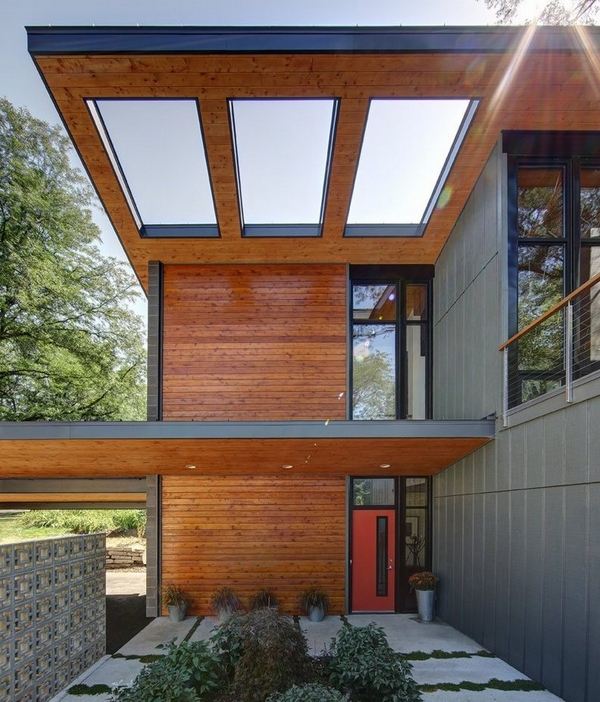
[31,37,600,289]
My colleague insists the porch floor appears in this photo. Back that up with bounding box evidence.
[51,615,562,702]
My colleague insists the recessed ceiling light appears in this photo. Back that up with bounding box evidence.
[281,464,293,470]
[185,464,197,470]
[379,463,391,469]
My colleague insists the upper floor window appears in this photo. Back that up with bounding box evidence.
[350,267,431,420]
[505,132,600,404]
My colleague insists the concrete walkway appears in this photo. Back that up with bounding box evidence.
[51,615,563,702]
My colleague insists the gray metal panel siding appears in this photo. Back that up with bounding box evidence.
[434,394,600,702]
[146,261,163,422]
[433,139,600,700]
[433,142,503,420]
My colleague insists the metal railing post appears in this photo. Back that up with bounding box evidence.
[502,346,509,427]
[565,301,574,403]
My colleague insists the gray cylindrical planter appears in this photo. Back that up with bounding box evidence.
[416,589,435,622]
[168,603,187,622]
[308,605,325,622]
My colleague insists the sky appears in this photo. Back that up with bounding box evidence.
[0,0,498,318]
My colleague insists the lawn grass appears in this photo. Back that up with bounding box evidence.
[0,514,68,543]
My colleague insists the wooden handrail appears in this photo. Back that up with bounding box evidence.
[499,270,600,351]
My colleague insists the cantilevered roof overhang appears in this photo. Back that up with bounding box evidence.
[0,419,494,478]
[27,25,600,289]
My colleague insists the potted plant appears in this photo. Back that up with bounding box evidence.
[408,571,438,623]
[162,584,187,622]
[250,589,278,610]
[300,587,329,622]
[210,586,242,623]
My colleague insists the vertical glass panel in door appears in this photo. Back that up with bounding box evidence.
[517,167,564,239]
[406,325,427,419]
[353,285,396,321]
[352,325,396,419]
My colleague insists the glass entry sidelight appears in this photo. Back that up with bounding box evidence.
[350,477,431,613]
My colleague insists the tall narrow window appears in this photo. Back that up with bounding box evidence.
[506,134,600,406]
[350,271,431,420]
[376,517,389,597]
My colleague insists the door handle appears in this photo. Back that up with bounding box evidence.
[387,559,393,570]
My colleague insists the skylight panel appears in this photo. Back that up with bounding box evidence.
[346,99,475,235]
[92,99,217,236]
[230,99,338,236]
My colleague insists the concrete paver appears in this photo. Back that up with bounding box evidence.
[50,614,564,701]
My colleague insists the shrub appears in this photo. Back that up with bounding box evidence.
[408,572,438,591]
[267,683,348,702]
[110,640,222,702]
[162,584,186,607]
[300,588,329,615]
[210,587,242,616]
[250,589,278,610]
[17,509,146,536]
[214,608,310,702]
[329,623,421,702]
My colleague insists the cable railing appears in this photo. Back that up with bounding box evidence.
[499,271,600,425]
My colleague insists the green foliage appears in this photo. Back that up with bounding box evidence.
[419,678,545,693]
[0,98,146,421]
[17,509,145,536]
[214,608,310,702]
[482,0,598,24]
[68,683,112,696]
[329,623,421,702]
[267,683,348,702]
[110,640,223,702]
[352,347,395,420]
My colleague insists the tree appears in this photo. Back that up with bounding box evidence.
[0,98,146,421]
[482,0,598,24]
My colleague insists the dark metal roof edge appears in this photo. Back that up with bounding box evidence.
[25,25,599,55]
[0,419,495,441]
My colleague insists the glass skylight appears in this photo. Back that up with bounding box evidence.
[230,99,337,236]
[346,99,475,233]
[92,99,217,234]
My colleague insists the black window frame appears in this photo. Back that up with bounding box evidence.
[505,132,600,405]
[349,265,433,420]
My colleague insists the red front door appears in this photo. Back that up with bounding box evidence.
[351,509,396,612]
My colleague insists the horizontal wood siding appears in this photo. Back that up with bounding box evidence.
[161,475,346,614]
[162,264,347,421]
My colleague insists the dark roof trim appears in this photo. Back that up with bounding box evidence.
[26,25,600,56]
[0,419,494,441]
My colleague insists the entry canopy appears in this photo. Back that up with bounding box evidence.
[26,25,600,287]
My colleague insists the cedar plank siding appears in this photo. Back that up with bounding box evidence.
[161,476,346,615]
[162,263,347,420]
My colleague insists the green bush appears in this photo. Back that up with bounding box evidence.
[17,509,146,536]
[329,623,421,702]
[110,640,222,702]
[267,683,348,702]
[214,608,310,702]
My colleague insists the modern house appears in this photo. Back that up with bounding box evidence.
[1,24,599,702]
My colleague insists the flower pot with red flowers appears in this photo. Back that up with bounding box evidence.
[408,571,438,622]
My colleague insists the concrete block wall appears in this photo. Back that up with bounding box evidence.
[0,534,106,702]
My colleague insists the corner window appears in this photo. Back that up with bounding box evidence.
[506,133,600,405]
[350,268,431,420]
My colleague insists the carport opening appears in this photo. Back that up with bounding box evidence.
[0,507,151,653]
